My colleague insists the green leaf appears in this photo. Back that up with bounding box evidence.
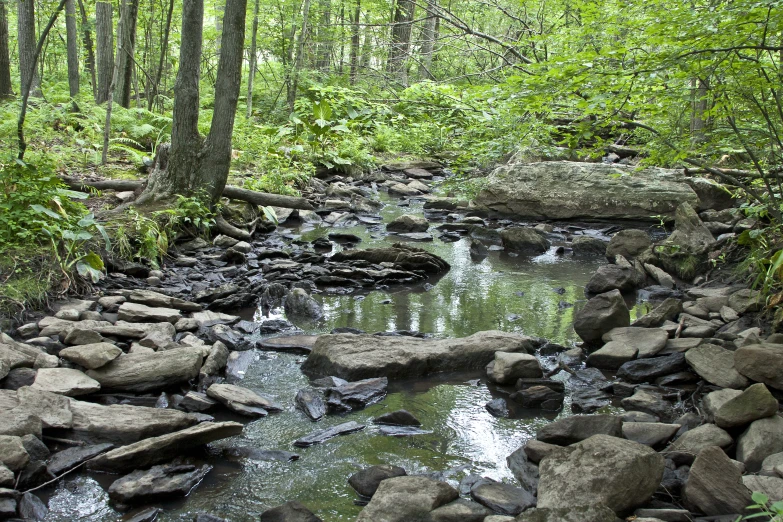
[30,204,61,220]
[751,491,770,505]
[261,206,278,225]
[82,251,104,270]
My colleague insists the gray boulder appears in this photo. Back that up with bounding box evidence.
[736,416,783,472]
[606,230,653,260]
[536,415,622,446]
[348,465,407,498]
[500,227,550,255]
[469,479,536,516]
[117,302,182,323]
[86,348,203,393]
[573,290,630,344]
[206,383,282,417]
[15,386,72,429]
[714,383,779,429]
[603,327,669,358]
[538,434,664,515]
[284,289,323,320]
[571,236,608,257]
[663,423,733,465]
[617,353,687,383]
[622,422,679,448]
[487,352,542,384]
[429,499,492,522]
[301,331,534,381]
[259,502,323,522]
[32,368,101,396]
[108,461,211,503]
[586,342,637,370]
[356,476,459,522]
[684,446,752,516]
[58,343,122,370]
[685,344,749,389]
[387,215,429,233]
[585,265,638,294]
[0,435,29,470]
[742,475,783,503]
[735,343,783,391]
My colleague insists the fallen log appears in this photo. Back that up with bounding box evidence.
[59,176,314,210]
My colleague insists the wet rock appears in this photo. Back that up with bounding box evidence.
[663,424,733,465]
[387,215,429,233]
[644,264,676,289]
[199,341,229,381]
[571,236,608,257]
[603,327,669,358]
[607,229,653,260]
[86,348,203,393]
[714,383,778,429]
[373,410,421,426]
[47,443,114,475]
[736,416,783,472]
[633,298,683,328]
[59,342,122,370]
[303,331,532,381]
[190,311,240,328]
[108,462,211,504]
[325,377,388,412]
[538,434,664,515]
[18,492,47,520]
[469,479,536,516]
[429,498,492,522]
[622,422,679,448]
[621,388,672,418]
[684,446,752,516]
[179,392,218,412]
[88,422,242,472]
[734,343,783,391]
[573,290,630,344]
[284,288,323,320]
[259,501,323,522]
[685,344,749,389]
[617,353,687,383]
[206,324,255,351]
[511,386,564,410]
[485,398,509,417]
[487,352,542,384]
[378,426,432,436]
[633,508,691,522]
[125,507,162,522]
[332,243,449,274]
[507,447,540,494]
[536,414,622,445]
[500,227,549,255]
[356,475,458,522]
[293,421,365,447]
[206,384,282,417]
[295,389,326,421]
[585,264,638,294]
[524,440,559,464]
[0,435,29,471]
[32,368,101,396]
[570,388,611,413]
[117,302,182,323]
[586,341,637,370]
[514,505,617,522]
[0,496,16,518]
[349,465,407,498]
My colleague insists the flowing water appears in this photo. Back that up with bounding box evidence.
[45,196,650,521]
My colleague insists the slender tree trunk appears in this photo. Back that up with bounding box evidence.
[288,0,311,111]
[101,8,124,164]
[419,0,437,80]
[387,0,414,86]
[691,77,709,144]
[315,0,331,71]
[17,0,41,97]
[65,0,80,101]
[246,0,260,118]
[349,0,360,84]
[95,1,113,103]
[148,0,173,111]
[113,0,139,108]
[0,1,13,98]
[141,0,247,204]
[360,12,371,70]
[77,0,97,99]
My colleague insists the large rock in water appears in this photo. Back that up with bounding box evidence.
[356,476,459,522]
[331,243,449,274]
[301,331,534,380]
[473,161,700,221]
[537,435,664,515]
[573,290,630,344]
[86,347,203,393]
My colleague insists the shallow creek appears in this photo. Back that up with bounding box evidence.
[45,197,651,521]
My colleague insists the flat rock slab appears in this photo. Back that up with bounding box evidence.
[735,343,783,391]
[123,289,202,312]
[207,384,282,417]
[356,476,459,522]
[685,344,749,389]
[617,353,687,383]
[260,335,319,354]
[378,426,432,436]
[325,377,388,412]
[117,302,182,323]
[293,421,365,447]
[301,331,534,380]
[32,368,101,396]
[603,327,669,358]
[47,443,114,476]
[86,348,203,393]
[373,410,421,426]
[470,480,536,516]
[59,343,122,370]
[108,462,211,504]
[536,415,622,446]
[88,421,243,472]
[16,386,72,429]
[190,311,240,327]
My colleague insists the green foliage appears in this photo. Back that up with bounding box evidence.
[736,491,783,521]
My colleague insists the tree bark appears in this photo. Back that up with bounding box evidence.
[314,0,331,71]
[246,0,260,118]
[418,0,437,80]
[0,1,13,98]
[17,0,41,97]
[148,0,174,111]
[77,0,97,99]
[95,1,113,103]
[65,0,80,100]
[287,0,311,111]
[113,0,139,108]
[691,77,709,144]
[101,8,123,165]
[387,0,414,86]
[348,0,360,84]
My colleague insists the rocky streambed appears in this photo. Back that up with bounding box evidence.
[1,160,781,522]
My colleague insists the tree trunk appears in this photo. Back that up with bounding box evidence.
[65,0,80,100]
[360,12,371,70]
[386,0,414,86]
[246,0,260,118]
[314,0,331,71]
[287,0,311,111]
[17,0,41,97]
[113,0,139,108]
[101,5,124,165]
[691,77,709,145]
[140,0,248,204]
[348,0,360,85]
[77,0,97,99]
[95,1,113,103]
[0,1,13,98]
[418,0,437,80]
[148,0,174,111]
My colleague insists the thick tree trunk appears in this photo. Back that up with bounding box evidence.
[95,1,113,103]
[246,0,260,118]
[17,0,41,97]
[113,0,139,108]
[77,0,97,99]
[0,1,13,98]
[65,0,80,100]
[387,0,414,86]
[418,0,437,80]
[288,0,311,110]
[349,0,360,84]
[315,0,332,71]
[148,0,174,111]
